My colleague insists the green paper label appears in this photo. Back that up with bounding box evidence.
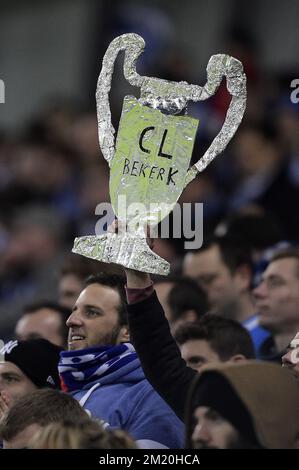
[110,96,199,224]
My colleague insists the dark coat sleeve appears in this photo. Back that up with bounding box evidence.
[127,291,197,421]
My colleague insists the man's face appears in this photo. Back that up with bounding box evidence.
[15,309,64,347]
[3,423,41,449]
[67,283,125,350]
[192,406,242,449]
[180,339,221,372]
[59,274,84,310]
[183,245,241,316]
[0,362,36,404]
[254,258,299,333]
[282,332,299,379]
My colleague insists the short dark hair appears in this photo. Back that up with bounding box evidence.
[0,389,88,442]
[21,301,70,346]
[220,212,285,251]
[199,236,253,275]
[270,247,299,278]
[85,273,127,326]
[167,278,208,322]
[174,314,255,360]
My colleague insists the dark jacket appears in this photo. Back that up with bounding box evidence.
[128,291,196,421]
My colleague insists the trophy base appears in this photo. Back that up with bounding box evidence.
[72,233,170,276]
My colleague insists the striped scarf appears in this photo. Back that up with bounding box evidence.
[58,343,138,392]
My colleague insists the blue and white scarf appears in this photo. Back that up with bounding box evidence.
[58,343,138,392]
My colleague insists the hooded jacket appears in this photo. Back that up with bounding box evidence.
[59,344,184,449]
[185,361,299,449]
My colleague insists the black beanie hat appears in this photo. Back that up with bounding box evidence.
[193,372,260,447]
[1,339,63,389]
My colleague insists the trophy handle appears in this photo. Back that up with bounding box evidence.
[96,33,145,166]
[184,54,247,188]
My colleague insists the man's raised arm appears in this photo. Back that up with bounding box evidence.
[125,267,197,421]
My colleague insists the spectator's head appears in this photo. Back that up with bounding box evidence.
[66,273,129,351]
[167,279,208,333]
[232,121,282,178]
[14,141,72,194]
[183,237,253,319]
[29,418,136,449]
[216,210,285,264]
[0,339,62,406]
[0,389,88,448]
[186,362,299,449]
[59,254,101,310]
[3,206,65,271]
[175,315,255,372]
[154,277,208,332]
[282,331,299,380]
[254,248,299,335]
[15,301,70,348]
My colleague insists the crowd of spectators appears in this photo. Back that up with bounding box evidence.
[0,23,298,450]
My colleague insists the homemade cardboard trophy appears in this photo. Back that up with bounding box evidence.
[73,33,246,275]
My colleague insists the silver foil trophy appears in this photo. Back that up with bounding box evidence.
[73,33,246,275]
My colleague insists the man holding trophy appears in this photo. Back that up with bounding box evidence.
[72,33,296,449]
